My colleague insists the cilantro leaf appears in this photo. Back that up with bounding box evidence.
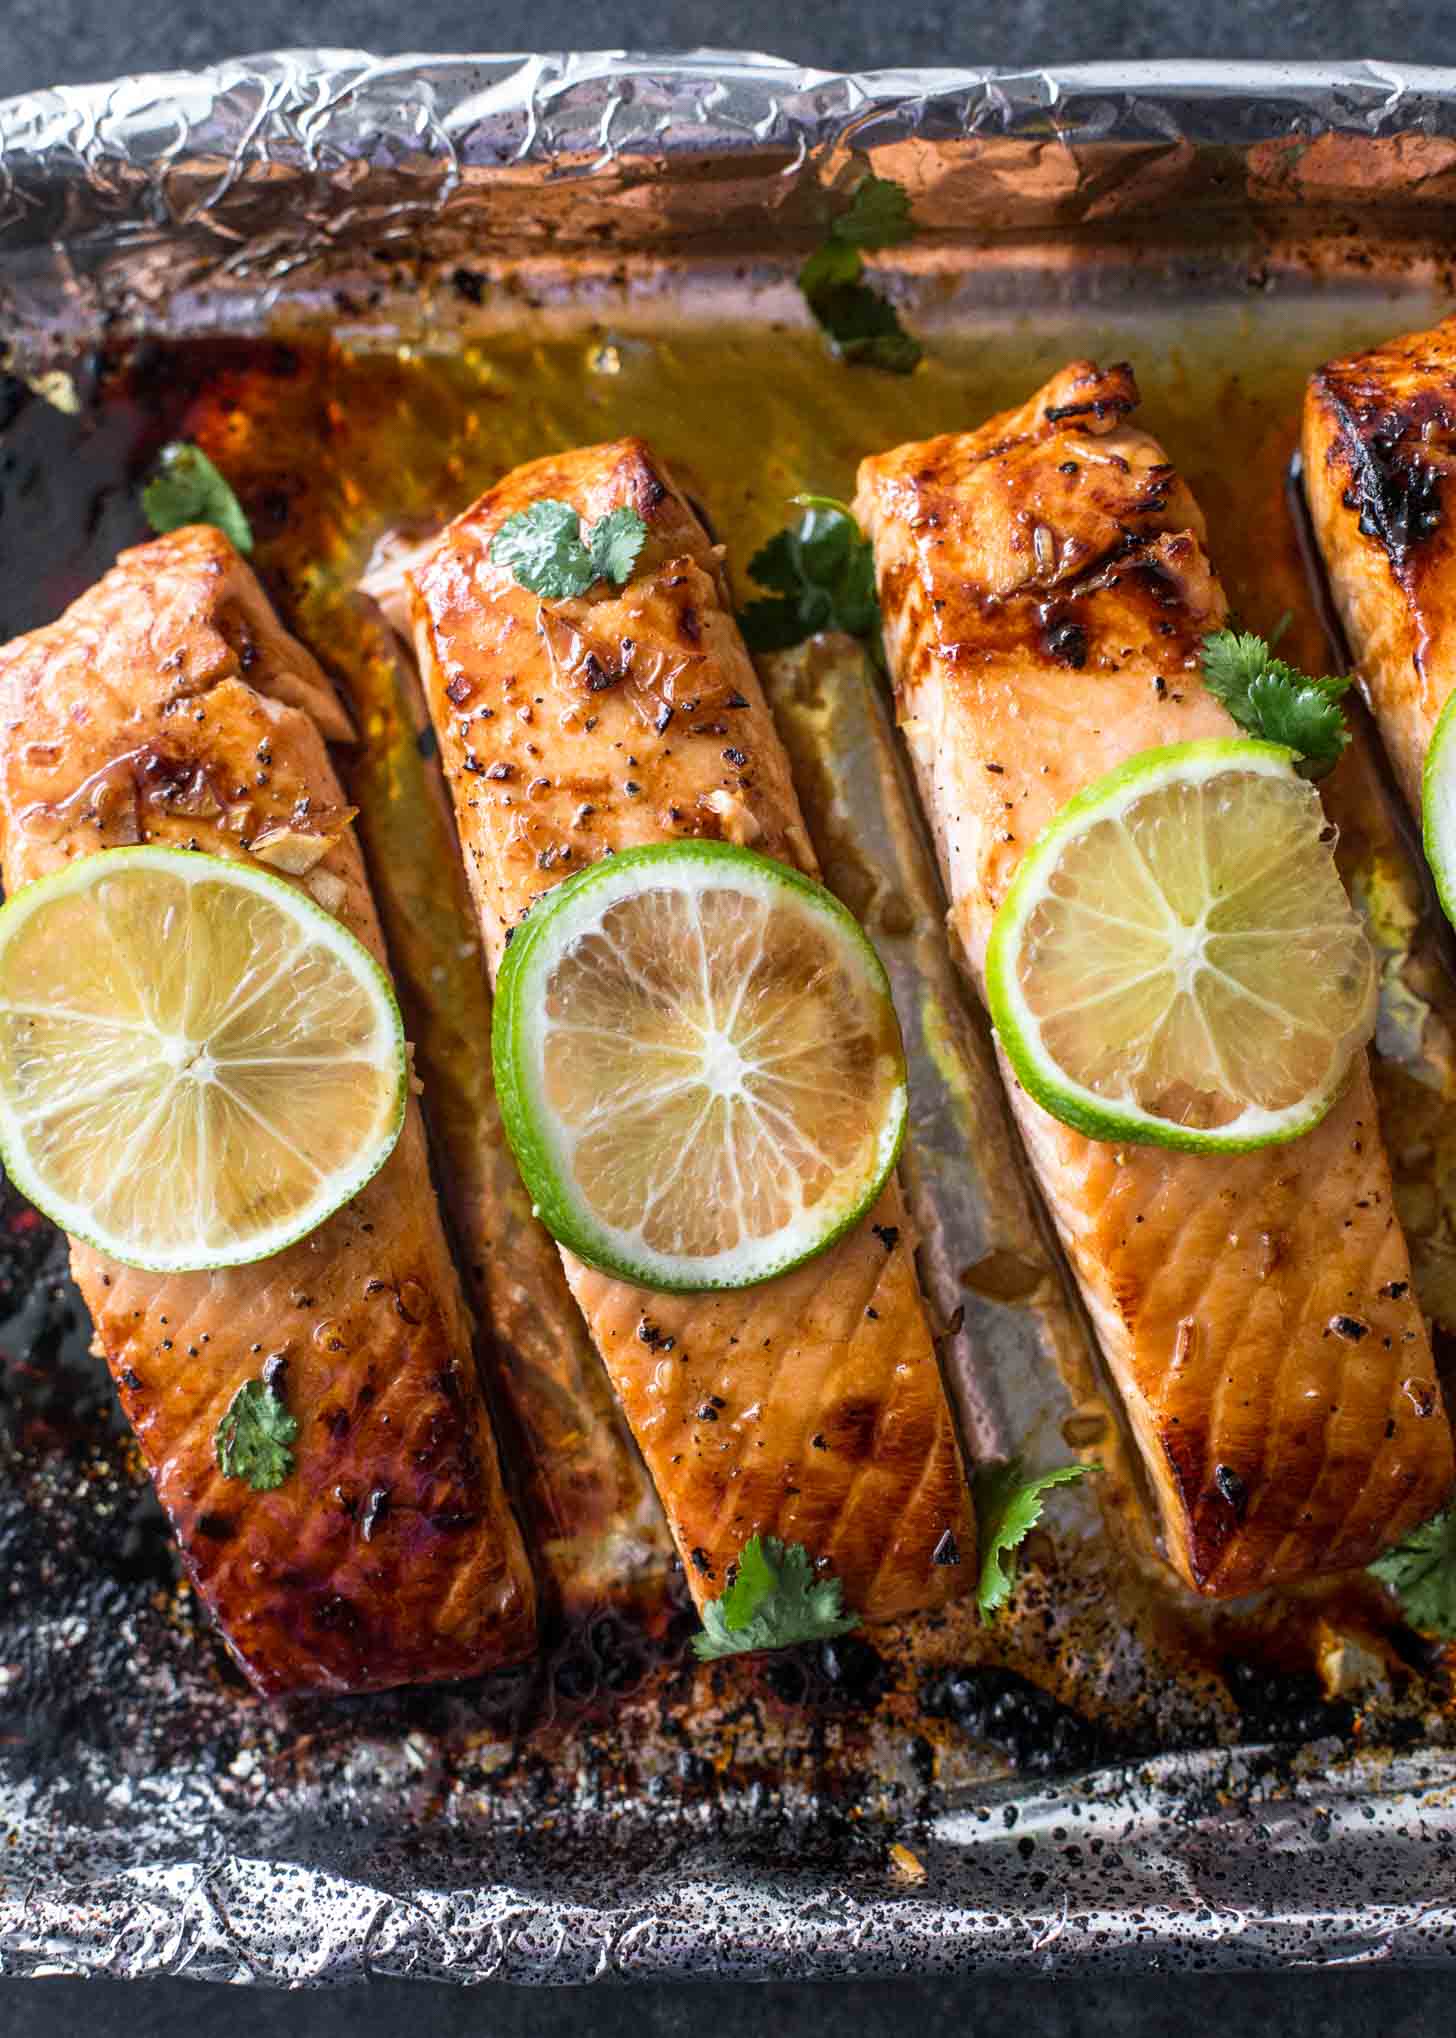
[1370,1507,1456,1638]
[588,505,647,587]
[797,236,864,303]
[490,499,596,598]
[722,1533,778,1630]
[973,1458,1088,1617]
[1244,670,1349,768]
[739,505,880,656]
[831,173,916,250]
[798,172,921,376]
[789,492,856,517]
[491,498,647,599]
[143,441,254,556]
[214,1374,298,1492]
[1199,628,1352,777]
[692,1534,860,1660]
[809,284,922,374]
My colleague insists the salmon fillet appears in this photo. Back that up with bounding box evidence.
[408,438,974,1622]
[338,588,672,1612]
[855,360,1453,1594]
[0,526,536,1695]
[1302,315,1456,816]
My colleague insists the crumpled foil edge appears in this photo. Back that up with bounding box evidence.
[5,48,1456,1987]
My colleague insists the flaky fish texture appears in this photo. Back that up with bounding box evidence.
[0,526,536,1695]
[856,360,1453,1594]
[408,437,974,1621]
[1302,314,1456,815]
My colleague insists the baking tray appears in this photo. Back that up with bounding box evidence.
[5,51,1456,1986]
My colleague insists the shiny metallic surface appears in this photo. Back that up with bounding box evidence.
[4,51,1456,1986]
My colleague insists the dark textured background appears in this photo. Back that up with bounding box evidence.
[6,0,1456,95]
[2,3,1455,2033]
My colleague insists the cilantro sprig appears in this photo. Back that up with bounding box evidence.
[973,1458,1089,1618]
[214,1372,299,1492]
[1199,628,1352,778]
[692,1534,860,1661]
[799,174,922,375]
[490,499,647,600]
[739,496,881,656]
[143,441,254,556]
[1369,1507,1456,1639]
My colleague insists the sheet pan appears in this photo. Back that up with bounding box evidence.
[4,52,1456,1984]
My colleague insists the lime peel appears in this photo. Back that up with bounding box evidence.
[1423,685,1456,934]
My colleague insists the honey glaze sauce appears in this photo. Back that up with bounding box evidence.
[1,289,1453,1790]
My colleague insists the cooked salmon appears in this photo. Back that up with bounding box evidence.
[407,438,974,1622]
[855,360,1453,1593]
[339,587,672,1612]
[1302,315,1456,816]
[0,525,537,1695]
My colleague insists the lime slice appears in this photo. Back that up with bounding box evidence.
[1424,685,1456,928]
[492,840,907,1291]
[986,740,1377,1152]
[0,846,407,1271]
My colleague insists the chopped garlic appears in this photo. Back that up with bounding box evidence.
[29,369,79,416]
[701,788,762,846]
[252,826,334,874]
[306,869,348,914]
[888,1842,927,1885]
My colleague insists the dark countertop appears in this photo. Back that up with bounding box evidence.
[3,6,1456,2036]
[6,0,1456,97]
[2,1968,1453,2036]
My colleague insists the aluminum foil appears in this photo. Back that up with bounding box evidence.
[6,51,1456,1987]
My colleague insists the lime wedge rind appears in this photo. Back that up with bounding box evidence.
[1423,686,1456,932]
[0,846,408,1272]
[493,839,907,1293]
[987,739,1375,1155]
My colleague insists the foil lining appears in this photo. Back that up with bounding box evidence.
[5,50,1456,1986]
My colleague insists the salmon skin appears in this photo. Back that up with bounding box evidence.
[1302,316,1456,817]
[856,361,1453,1595]
[408,437,974,1623]
[0,526,536,1696]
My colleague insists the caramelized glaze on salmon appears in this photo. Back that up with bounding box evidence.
[339,587,672,1613]
[0,526,536,1695]
[408,438,974,1621]
[856,361,1453,1593]
[1302,315,1456,815]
